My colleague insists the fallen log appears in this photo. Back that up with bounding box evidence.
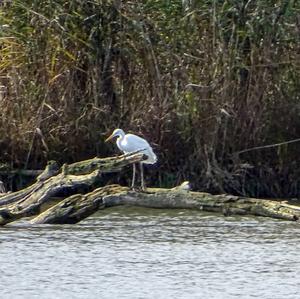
[0,152,145,225]
[31,185,300,224]
[0,152,145,207]
[1,152,300,226]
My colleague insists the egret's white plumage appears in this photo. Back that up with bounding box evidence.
[105,128,157,189]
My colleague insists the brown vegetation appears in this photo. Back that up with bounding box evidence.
[0,1,299,197]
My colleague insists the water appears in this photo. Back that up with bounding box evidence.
[1,207,300,299]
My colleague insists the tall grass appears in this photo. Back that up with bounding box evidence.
[0,0,299,197]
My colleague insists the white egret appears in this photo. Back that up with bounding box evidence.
[105,128,157,190]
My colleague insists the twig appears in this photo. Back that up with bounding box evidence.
[233,138,300,156]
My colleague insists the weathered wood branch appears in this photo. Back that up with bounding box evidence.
[31,185,300,225]
[0,152,144,207]
[0,152,145,225]
[0,170,100,225]
[65,150,146,175]
[0,151,146,178]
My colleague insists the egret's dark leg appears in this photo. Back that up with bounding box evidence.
[140,162,145,190]
[131,163,136,189]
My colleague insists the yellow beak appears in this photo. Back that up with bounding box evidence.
[105,134,114,143]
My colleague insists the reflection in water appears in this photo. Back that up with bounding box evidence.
[1,207,300,298]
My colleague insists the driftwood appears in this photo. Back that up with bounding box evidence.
[30,185,300,224]
[0,152,145,225]
[0,152,299,226]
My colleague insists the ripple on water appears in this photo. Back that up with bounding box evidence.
[0,207,300,299]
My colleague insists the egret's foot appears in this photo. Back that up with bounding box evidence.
[141,182,146,192]
[140,186,148,193]
[130,186,147,192]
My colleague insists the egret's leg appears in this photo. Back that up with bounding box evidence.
[131,163,136,189]
[140,163,145,190]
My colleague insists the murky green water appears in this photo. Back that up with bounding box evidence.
[1,207,300,298]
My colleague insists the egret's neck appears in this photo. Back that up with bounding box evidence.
[116,134,125,152]
[116,131,125,144]
[116,135,123,143]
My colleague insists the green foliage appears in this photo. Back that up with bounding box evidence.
[0,0,299,197]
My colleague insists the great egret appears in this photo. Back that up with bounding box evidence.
[105,128,157,190]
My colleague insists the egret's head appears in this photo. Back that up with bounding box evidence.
[105,128,125,142]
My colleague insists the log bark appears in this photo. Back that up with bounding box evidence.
[31,185,300,224]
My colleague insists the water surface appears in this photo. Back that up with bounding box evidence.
[1,207,300,298]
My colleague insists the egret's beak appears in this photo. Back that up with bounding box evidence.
[105,133,114,143]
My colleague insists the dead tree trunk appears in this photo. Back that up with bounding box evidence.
[0,152,299,226]
[0,152,145,225]
[31,185,300,224]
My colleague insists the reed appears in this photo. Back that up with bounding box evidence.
[0,0,299,197]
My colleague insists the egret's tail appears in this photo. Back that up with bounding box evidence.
[144,148,157,164]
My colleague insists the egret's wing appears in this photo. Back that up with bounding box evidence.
[123,134,157,164]
[122,134,150,152]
